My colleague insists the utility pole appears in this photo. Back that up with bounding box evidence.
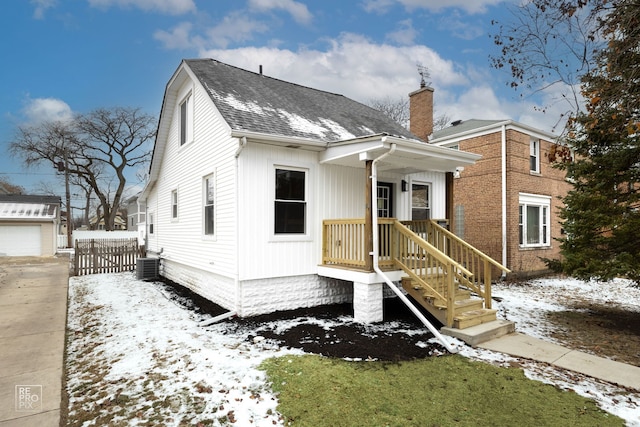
[57,149,72,248]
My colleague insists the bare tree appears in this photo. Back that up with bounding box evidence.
[0,177,24,194]
[489,0,610,130]
[367,97,451,132]
[368,96,410,128]
[10,107,155,231]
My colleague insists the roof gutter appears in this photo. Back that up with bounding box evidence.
[230,129,328,151]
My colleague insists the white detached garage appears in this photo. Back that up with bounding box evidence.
[0,195,61,257]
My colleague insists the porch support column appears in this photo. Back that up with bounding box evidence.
[445,171,454,231]
[364,160,373,271]
[353,281,383,323]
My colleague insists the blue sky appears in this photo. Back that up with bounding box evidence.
[1,0,564,195]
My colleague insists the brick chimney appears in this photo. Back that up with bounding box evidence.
[409,85,434,142]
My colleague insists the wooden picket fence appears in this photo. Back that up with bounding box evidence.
[74,238,145,276]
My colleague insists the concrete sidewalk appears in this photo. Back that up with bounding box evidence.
[478,332,640,391]
[0,256,69,427]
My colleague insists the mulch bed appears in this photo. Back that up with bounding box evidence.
[157,278,448,361]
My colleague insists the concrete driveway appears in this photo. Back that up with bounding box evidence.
[0,255,70,427]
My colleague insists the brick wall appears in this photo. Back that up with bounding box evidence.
[454,128,571,277]
[409,86,434,141]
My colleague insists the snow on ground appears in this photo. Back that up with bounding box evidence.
[66,273,640,426]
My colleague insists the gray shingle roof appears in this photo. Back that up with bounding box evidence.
[185,59,418,142]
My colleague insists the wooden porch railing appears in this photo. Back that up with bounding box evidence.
[322,218,396,269]
[322,218,510,325]
[393,221,475,327]
[401,220,510,309]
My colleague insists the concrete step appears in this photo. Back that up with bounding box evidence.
[441,319,516,347]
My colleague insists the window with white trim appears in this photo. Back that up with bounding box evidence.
[275,167,306,234]
[411,182,431,220]
[148,212,154,234]
[171,189,178,220]
[180,92,193,146]
[519,193,551,247]
[530,138,540,173]
[204,174,215,236]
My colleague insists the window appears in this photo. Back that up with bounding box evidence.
[275,168,306,234]
[377,183,393,218]
[180,92,192,146]
[204,174,214,235]
[171,190,178,220]
[519,193,551,247]
[530,138,540,173]
[148,213,154,234]
[411,183,431,220]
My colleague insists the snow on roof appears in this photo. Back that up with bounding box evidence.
[0,202,58,220]
[187,59,418,143]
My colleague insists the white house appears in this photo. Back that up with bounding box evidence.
[141,59,507,331]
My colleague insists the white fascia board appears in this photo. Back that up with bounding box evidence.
[431,120,561,147]
[230,129,328,151]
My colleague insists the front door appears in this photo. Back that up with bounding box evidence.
[377,182,393,218]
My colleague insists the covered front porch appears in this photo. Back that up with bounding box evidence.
[317,135,509,338]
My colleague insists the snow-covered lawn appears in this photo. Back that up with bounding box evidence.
[65,273,640,426]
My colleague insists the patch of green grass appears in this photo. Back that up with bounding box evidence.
[260,354,624,427]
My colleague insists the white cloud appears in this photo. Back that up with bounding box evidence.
[205,11,270,49]
[248,0,313,25]
[385,19,419,46]
[197,34,562,134]
[438,11,484,40]
[362,0,396,14]
[87,0,196,15]
[378,0,506,14]
[31,0,56,19]
[154,22,194,50]
[22,97,73,124]
[200,33,468,104]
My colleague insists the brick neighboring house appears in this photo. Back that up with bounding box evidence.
[430,119,572,279]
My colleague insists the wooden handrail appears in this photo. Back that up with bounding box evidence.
[322,218,509,326]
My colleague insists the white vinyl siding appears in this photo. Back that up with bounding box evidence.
[145,77,236,279]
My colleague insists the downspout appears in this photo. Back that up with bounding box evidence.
[370,141,459,354]
[501,125,507,278]
[200,136,246,327]
[233,137,248,316]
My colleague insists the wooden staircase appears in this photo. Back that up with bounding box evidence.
[401,277,498,329]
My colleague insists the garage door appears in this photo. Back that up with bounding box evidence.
[0,225,42,256]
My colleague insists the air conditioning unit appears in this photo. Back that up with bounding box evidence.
[136,257,159,280]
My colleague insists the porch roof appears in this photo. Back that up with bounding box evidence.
[319,134,481,173]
